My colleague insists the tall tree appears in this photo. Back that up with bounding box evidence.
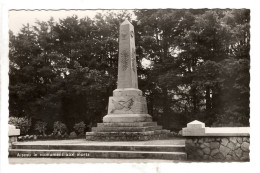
[9,10,250,134]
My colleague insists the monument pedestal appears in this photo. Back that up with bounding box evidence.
[85,20,171,141]
[86,88,171,141]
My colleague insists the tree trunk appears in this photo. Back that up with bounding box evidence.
[192,87,197,113]
[206,86,211,111]
[162,88,170,125]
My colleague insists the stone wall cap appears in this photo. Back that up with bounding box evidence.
[204,127,250,136]
[187,120,205,129]
[8,124,20,136]
[9,124,16,129]
[8,129,20,136]
[182,127,250,136]
[187,120,204,125]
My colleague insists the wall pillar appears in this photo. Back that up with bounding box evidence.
[8,124,20,148]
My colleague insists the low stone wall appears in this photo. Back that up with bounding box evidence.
[185,136,250,161]
[182,120,250,161]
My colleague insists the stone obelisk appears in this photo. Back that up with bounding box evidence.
[86,20,170,141]
[102,19,152,123]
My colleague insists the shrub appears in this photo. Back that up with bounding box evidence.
[73,121,86,136]
[9,117,31,135]
[53,121,67,135]
[69,131,77,138]
[34,121,47,136]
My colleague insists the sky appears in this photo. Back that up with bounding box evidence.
[9,10,134,35]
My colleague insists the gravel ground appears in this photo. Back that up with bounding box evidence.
[9,158,188,164]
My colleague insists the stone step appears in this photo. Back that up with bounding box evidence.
[86,130,170,137]
[92,126,162,132]
[86,130,171,141]
[97,122,158,127]
[12,144,185,152]
[9,149,187,160]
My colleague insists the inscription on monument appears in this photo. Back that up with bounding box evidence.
[120,26,128,40]
[131,48,136,72]
[120,49,130,71]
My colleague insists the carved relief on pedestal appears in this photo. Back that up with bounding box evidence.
[108,96,148,114]
[110,98,134,113]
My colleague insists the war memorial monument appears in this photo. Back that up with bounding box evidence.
[86,19,171,141]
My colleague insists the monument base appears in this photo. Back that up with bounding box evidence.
[85,88,172,141]
[103,114,152,123]
[85,87,172,141]
[85,130,171,141]
[86,120,172,141]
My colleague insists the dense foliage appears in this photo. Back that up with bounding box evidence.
[73,121,86,136]
[34,121,47,136]
[9,9,250,133]
[53,121,67,135]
